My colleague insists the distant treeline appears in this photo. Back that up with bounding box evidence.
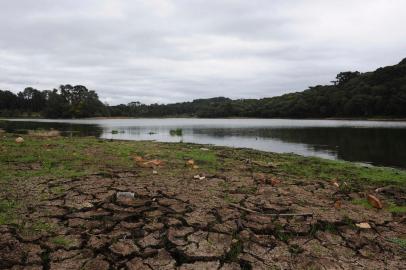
[1,58,406,119]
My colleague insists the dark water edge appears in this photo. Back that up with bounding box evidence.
[1,118,406,169]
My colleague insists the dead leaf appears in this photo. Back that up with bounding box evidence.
[367,194,383,209]
[332,180,340,188]
[133,156,145,162]
[193,165,199,169]
[269,178,280,186]
[186,159,195,166]
[355,222,371,229]
[143,159,164,167]
[334,200,342,209]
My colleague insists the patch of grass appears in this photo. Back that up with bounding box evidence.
[235,186,257,195]
[223,193,239,204]
[387,238,406,249]
[50,186,67,195]
[0,199,19,225]
[225,238,243,262]
[32,221,55,232]
[267,153,406,187]
[386,202,406,214]
[273,222,291,242]
[289,244,304,255]
[352,198,373,209]
[169,128,183,136]
[50,235,72,247]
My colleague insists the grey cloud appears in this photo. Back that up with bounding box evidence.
[1,0,406,105]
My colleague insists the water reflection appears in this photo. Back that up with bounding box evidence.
[1,118,406,168]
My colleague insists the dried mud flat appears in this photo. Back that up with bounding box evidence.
[1,169,405,270]
[0,135,405,270]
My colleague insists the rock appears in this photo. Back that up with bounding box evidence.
[116,191,135,199]
[153,170,158,174]
[15,137,24,143]
[200,148,210,151]
[367,194,383,209]
[356,222,371,229]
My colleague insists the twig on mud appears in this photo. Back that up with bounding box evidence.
[374,185,395,193]
[229,203,313,217]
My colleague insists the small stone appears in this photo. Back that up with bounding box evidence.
[194,175,200,179]
[116,191,135,199]
[152,170,158,174]
[200,148,209,151]
[199,176,206,180]
[356,222,371,229]
[15,137,24,143]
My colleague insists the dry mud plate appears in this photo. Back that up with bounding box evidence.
[1,171,405,270]
[0,136,405,269]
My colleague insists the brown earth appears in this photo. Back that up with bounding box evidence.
[1,165,405,270]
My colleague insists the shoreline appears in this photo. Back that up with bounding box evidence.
[0,132,405,268]
[2,116,406,121]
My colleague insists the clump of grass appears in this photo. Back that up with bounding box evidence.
[0,199,18,225]
[111,130,119,134]
[387,238,406,249]
[386,202,406,214]
[225,238,243,262]
[223,193,239,204]
[169,128,183,136]
[236,186,257,194]
[50,235,73,247]
[289,244,304,254]
[352,198,373,209]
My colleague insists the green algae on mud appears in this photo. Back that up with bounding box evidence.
[1,132,405,186]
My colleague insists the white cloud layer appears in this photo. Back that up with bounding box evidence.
[1,0,405,104]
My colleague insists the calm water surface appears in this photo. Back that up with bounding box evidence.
[2,118,406,169]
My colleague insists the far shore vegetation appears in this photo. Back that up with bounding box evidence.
[1,58,406,119]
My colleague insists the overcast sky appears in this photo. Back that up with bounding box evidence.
[1,0,406,105]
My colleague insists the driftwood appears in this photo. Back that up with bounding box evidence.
[229,203,313,217]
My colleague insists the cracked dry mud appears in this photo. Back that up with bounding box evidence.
[1,165,405,269]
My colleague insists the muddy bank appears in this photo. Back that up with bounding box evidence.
[0,133,405,269]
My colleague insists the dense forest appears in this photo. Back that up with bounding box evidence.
[1,58,406,119]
